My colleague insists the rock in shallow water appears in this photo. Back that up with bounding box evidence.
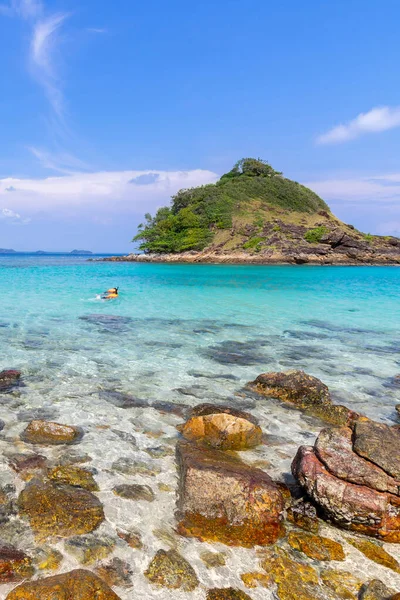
[248,369,331,407]
[48,465,99,491]
[292,445,400,541]
[21,420,83,445]
[176,441,284,546]
[145,549,199,590]
[18,480,104,540]
[0,544,34,583]
[178,412,262,450]
[113,483,155,502]
[207,589,252,600]
[0,370,21,391]
[5,568,121,599]
[65,535,115,565]
[287,530,345,561]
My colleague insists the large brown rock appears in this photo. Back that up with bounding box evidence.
[22,420,83,445]
[315,427,400,495]
[292,445,400,541]
[188,403,259,424]
[178,412,262,450]
[176,441,284,546]
[248,369,331,407]
[18,480,104,540]
[353,420,400,479]
[5,569,120,599]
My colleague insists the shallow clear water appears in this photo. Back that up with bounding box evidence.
[1,256,400,598]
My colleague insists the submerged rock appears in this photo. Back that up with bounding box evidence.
[200,550,226,568]
[95,557,133,588]
[320,569,362,599]
[347,536,400,573]
[359,580,396,600]
[65,535,115,565]
[8,453,47,477]
[248,369,331,407]
[0,369,21,391]
[18,480,104,540]
[207,589,252,600]
[0,544,34,583]
[178,412,262,450]
[116,528,142,549]
[176,441,284,546]
[113,483,155,502]
[33,547,63,571]
[259,546,323,600]
[5,568,121,599]
[145,549,199,590]
[240,572,272,589]
[48,465,99,491]
[21,420,83,445]
[111,457,160,477]
[287,530,345,561]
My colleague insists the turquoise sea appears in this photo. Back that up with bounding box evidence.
[1,255,400,597]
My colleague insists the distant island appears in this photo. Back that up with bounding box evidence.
[0,250,93,255]
[103,157,400,265]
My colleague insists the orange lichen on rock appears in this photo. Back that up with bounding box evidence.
[179,412,262,450]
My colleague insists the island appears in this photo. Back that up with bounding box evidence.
[0,248,17,254]
[103,158,400,265]
[69,250,93,255]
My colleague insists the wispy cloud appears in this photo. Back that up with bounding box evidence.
[317,106,400,145]
[30,13,68,118]
[28,146,91,174]
[305,172,400,204]
[87,27,107,34]
[0,168,219,219]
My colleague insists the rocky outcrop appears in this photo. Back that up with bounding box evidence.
[18,480,104,540]
[176,441,284,546]
[5,569,120,599]
[248,369,360,426]
[145,549,199,590]
[178,412,262,450]
[21,420,83,445]
[292,422,400,541]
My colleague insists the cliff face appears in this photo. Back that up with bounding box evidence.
[116,158,400,265]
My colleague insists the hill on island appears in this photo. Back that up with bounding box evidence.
[131,158,400,264]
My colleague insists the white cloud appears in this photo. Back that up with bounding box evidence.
[305,172,400,203]
[0,208,30,224]
[0,168,218,218]
[317,106,400,145]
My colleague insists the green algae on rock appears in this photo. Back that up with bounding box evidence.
[5,568,121,599]
[18,480,104,540]
[145,549,199,590]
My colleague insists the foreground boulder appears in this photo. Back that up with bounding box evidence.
[5,569,120,599]
[292,444,400,541]
[18,480,104,540]
[353,420,400,479]
[176,441,284,546]
[178,412,262,450]
[22,420,83,445]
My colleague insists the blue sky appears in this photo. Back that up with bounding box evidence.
[1,0,400,252]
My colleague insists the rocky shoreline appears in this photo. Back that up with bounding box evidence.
[2,368,400,599]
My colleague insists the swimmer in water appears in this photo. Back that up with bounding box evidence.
[102,287,119,300]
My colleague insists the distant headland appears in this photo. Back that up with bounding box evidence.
[103,158,400,266]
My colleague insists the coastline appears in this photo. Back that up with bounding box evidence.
[99,251,400,266]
